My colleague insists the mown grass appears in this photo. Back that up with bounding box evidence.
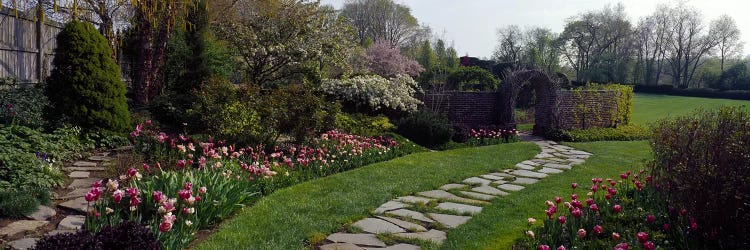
[632,93,750,125]
[196,143,539,250]
[440,140,652,249]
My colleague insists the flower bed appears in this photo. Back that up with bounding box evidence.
[66,122,422,249]
[467,128,519,146]
[515,170,700,250]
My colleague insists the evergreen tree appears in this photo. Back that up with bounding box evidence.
[45,20,131,133]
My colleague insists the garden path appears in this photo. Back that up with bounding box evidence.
[1,147,129,250]
[317,133,591,250]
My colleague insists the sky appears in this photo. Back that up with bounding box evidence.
[320,0,750,59]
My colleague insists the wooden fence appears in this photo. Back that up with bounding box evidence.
[0,6,63,84]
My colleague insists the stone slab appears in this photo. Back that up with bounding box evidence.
[395,196,434,205]
[568,150,592,155]
[0,220,48,237]
[67,178,99,189]
[458,191,496,201]
[88,156,114,162]
[514,163,535,170]
[521,160,540,166]
[326,233,386,247]
[386,209,435,223]
[68,171,90,178]
[512,177,539,185]
[65,166,107,172]
[509,170,548,179]
[45,230,77,236]
[376,216,427,232]
[436,202,482,215]
[26,205,56,221]
[543,163,572,170]
[428,213,472,229]
[417,190,488,205]
[497,184,525,191]
[8,238,38,250]
[320,243,364,250]
[479,174,505,181]
[374,201,409,214]
[491,180,508,185]
[364,243,420,250]
[72,161,97,167]
[471,185,509,196]
[461,177,492,186]
[488,172,513,178]
[439,183,467,190]
[535,153,555,158]
[538,167,564,174]
[58,197,89,213]
[352,218,405,234]
[568,158,586,165]
[58,215,85,230]
[57,188,89,199]
[394,229,446,244]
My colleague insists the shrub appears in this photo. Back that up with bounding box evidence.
[321,74,422,113]
[650,106,750,248]
[83,131,131,149]
[45,20,131,133]
[33,231,101,250]
[396,110,453,148]
[335,113,394,137]
[96,221,160,250]
[547,124,651,142]
[0,190,40,218]
[0,78,49,128]
[446,66,499,91]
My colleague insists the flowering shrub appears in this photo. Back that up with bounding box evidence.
[515,170,701,249]
[467,128,519,146]
[363,40,424,78]
[321,74,422,112]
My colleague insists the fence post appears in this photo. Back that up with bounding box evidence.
[36,4,44,83]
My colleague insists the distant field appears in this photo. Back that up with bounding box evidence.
[632,93,750,125]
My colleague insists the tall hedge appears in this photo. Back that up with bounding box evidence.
[46,20,130,133]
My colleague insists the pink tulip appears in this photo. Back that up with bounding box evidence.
[637,232,648,243]
[643,241,655,250]
[585,198,594,206]
[571,183,578,189]
[184,182,193,190]
[577,228,586,238]
[593,225,603,234]
[152,191,165,203]
[539,245,550,250]
[112,189,124,203]
[571,208,582,218]
[85,192,97,202]
[127,167,138,177]
[663,223,670,231]
[557,246,566,250]
[558,216,566,224]
[589,204,599,212]
[613,204,622,213]
[571,194,578,200]
[554,196,562,204]
[159,221,173,232]
[614,243,628,250]
[177,160,187,169]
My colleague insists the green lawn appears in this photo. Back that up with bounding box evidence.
[441,140,652,249]
[632,93,750,125]
[196,143,539,250]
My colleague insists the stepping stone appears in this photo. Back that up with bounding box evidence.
[45,230,76,236]
[374,201,409,214]
[0,220,48,237]
[428,213,472,229]
[459,191,496,201]
[394,229,446,244]
[68,171,90,179]
[352,218,405,234]
[497,184,525,191]
[521,160,539,166]
[462,177,492,186]
[512,178,539,185]
[65,166,106,171]
[538,167,564,174]
[436,202,482,215]
[327,233,386,247]
[395,196,434,205]
[26,205,56,221]
[439,183,467,190]
[386,209,435,223]
[67,178,99,189]
[535,153,555,158]
[320,243,363,250]
[543,163,572,170]
[376,216,427,232]
[568,158,586,165]
[541,148,557,153]
[113,145,134,152]
[364,243,420,250]
[72,161,97,167]
[58,215,85,230]
[488,172,513,178]
[515,163,535,170]
[568,150,591,155]
[8,238,38,250]
[472,185,509,196]
[417,190,488,205]
[492,180,508,185]
[57,188,89,199]
[509,170,548,179]
[88,156,113,162]
[58,197,89,213]
[479,174,505,181]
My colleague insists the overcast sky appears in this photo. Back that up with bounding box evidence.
[321,0,750,59]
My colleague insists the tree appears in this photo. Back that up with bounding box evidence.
[661,4,720,89]
[45,20,130,132]
[493,25,524,63]
[446,66,499,91]
[341,0,420,47]
[364,40,424,77]
[216,0,356,87]
[522,28,560,73]
[417,40,436,70]
[710,15,742,73]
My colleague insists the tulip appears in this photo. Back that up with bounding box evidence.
[184,182,193,190]
[112,189,124,203]
[637,232,648,243]
[646,214,656,223]
[528,218,537,224]
[614,243,628,250]
[613,204,622,213]
[558,216,566,224]
[593,225,603,234]
[539,245,550,250]
[585,198,594,206]
[159,221,173,232]
[127,168,138,177]
[526,230,535,238]
[554,196,562,204]
[571,208,582,218]
[577,228,586,238]
[612,232,620,240]
[571,194,578,200]
[680,208,688,216]
[557,246,566,250]
[663,223,670,231]
[153,191,165,203]
[177,160,187,169]
[643,241,655,250]
[589,204,599,212]
[199,186,207,194]
[590,185,598,192]
[571,183,578,189]
[85,192,97,202]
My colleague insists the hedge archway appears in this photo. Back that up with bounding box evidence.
[499,69,562,135]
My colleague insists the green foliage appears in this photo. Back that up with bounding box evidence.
[0,78,49,128]
[45,20,130,133]
[711,63,750,90]
[547,124,651,142]
[396,110,454,148]
[446,66,500,91]
[650,106,750,248]
[571,84,634,127]
[335,113,394,137]
[0,189,40,218]
[192,78,261,144]
[83,131,131,149]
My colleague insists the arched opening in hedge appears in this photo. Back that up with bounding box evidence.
[498,69,562,135]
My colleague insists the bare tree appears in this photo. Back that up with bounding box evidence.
[661,4,719,88]
[493,25,524,63]
[341,0,419,47]
[710,15,743,72]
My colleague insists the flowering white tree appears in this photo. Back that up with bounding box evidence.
[321,74,422,112]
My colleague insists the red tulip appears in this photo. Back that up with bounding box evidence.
[590,185,598,192]
[555,196,562,204]
[585,198,594,206]
[589,204,599,212]
[112,189,123,203]
[557,246,566,250]
[572,208,582,218]
[159,221,173,232]
[571,194,578,200]
[680,208,688,216]
[613,242,628,250]
[646,214,656,223]
[663,223,670,231]
[613,204,622,213]
[538,245,550,250]
[643,241,655,250]
[558,216,566,224]
[612,232,621,240]
[593,225,603,234]
[571,183,578,189]
[637,232,648,243]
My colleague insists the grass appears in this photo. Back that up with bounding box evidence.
[195,143,539,250]
[440,140,652,249]
[632,93,750,125]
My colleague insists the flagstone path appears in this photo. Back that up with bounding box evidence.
[317,133,591,250]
